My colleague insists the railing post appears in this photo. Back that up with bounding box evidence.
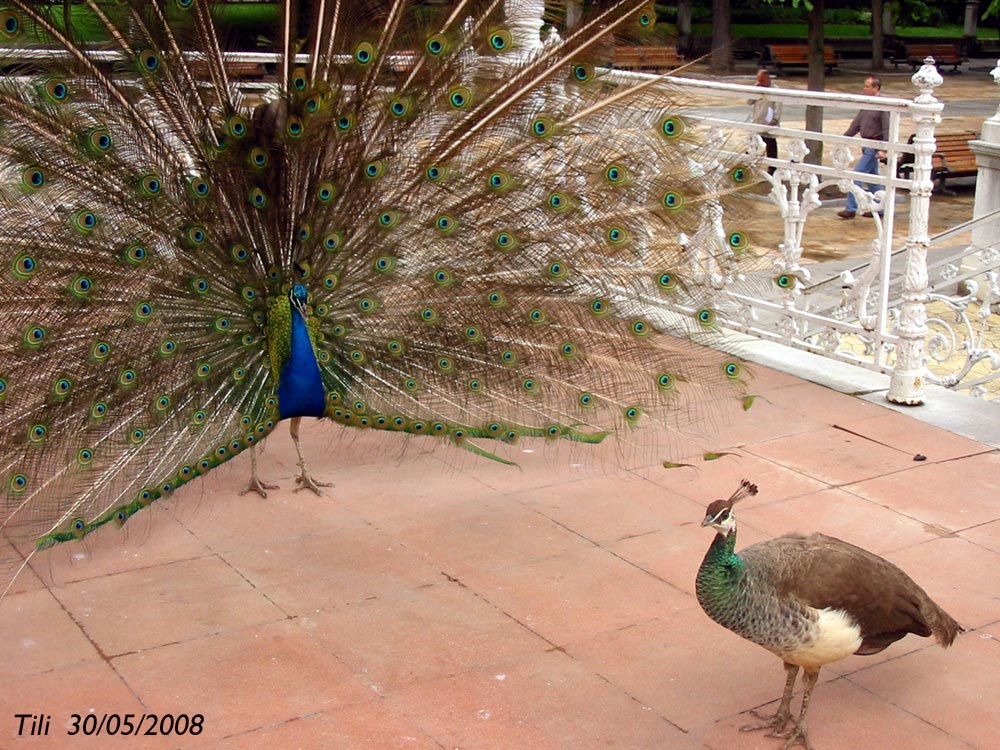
[968,61,1000,251]
[887,59,943,405]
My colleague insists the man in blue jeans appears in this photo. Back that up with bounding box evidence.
[838,76,890,219]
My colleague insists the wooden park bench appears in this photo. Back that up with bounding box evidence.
[893,43,967,72]
[0,48,270,80]
[896,131,978,194]
[187,57,269,81]
[761,44,840,73]
[613,45,684,71]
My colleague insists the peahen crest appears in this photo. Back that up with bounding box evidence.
[0,0,763,592]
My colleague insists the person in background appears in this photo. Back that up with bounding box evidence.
[838,76,890,219]
[750,69,781,174]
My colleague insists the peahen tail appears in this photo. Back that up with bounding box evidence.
[0,0,764,591]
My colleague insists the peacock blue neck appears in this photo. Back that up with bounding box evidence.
[277,306,327,419]
[696,530,746,607]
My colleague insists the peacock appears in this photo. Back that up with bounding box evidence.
[0,0,763,593]
[697,481,963,750]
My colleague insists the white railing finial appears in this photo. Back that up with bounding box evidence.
[912,58,944,103]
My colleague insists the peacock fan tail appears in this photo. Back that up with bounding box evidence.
[0,0,765,591]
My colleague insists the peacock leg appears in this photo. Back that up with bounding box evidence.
[741,661,798,736]
[780,667,819,750]
[289,417,331,495]
[239,445,279,498]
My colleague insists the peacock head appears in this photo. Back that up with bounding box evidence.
[289,283,309,315]
[701,479,758,534]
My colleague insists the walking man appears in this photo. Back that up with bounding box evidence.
[838,76,889,219]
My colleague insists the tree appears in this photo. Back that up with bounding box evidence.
[710,0,732,72]
[767,0,828,165]
[803,0,825,166]
[872,0,885,70]
[677,0,693,58]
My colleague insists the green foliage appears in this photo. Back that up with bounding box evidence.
[692,22,991,39]
[659,0,805,24]
[763,0,814,12]
[692,22,864,36]
[896,0,946,26]
[758,0,969,25]
[826,8,871,24]
[0,1,279,45]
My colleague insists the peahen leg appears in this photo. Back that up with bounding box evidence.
[289,418,331,495]
[741,661,799,736]
[780,667,820,750]
[239,445,279,498]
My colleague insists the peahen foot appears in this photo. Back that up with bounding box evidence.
[740,662,799,738]
[778,721,811,750]
[776,668,819,750]
[740,705,795,737]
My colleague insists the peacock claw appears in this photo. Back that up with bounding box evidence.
[293,474,332,495]
[239,478,279,498]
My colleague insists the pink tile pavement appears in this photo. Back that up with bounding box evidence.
[3,364,998,750]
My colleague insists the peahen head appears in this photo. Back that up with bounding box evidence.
[701,479,758,535]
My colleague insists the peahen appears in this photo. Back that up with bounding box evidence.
[0,0,763,592]
[697,480,963,749]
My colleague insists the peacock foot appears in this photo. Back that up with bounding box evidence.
[239,478,280,498]
[740,706,794,737]
[293,473,332,495]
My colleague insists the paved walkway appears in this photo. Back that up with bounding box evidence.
[4,61,1000,750]
[4,353,1000,750]
[716,61,995,263]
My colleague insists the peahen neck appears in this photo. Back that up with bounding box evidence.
[277,307,327,419]
[695,530,746,613]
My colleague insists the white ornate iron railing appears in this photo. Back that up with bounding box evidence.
[606,61,1000,404]
[500,0,1000,406]
[650,68,938,405]
[9,0,999,404]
